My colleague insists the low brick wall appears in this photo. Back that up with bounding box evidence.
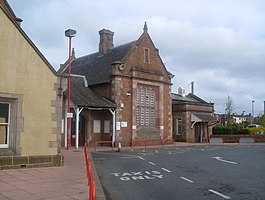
[0,154,64,170]
[210,135,265,143]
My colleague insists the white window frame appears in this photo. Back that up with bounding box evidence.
[93,120,101,133]
[104,120,110,134]
[0,102,10,148]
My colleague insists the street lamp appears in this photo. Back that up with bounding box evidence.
[225,108,228,126]
[242,111,245,128]
[65,29,76,150]
[251,100,255,124]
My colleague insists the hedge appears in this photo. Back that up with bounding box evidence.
[213,126,250,135]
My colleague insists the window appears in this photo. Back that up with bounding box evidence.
[136,85,156,126]
[93,120,101,133]
[0,94,22,153]
[176,118,182,135]
[144,48,150,64]
[0,103,10,148]
[104,120,110,133]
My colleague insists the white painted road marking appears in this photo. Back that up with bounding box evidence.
[138,156,145,160]
[121,157,138,159]
[180,177,194,183]
[111,171,163,181]
[208,189,231,199]
[213,156,238,165]
[94,158,106,160]
[161,168,171,173]
[148,162,156,166]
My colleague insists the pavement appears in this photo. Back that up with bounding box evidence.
[0,143,197,200]
[1,142,262,200]
[0,147,105,200]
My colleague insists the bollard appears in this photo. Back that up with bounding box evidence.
[117,142,122,152]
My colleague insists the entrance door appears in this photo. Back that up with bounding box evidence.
[194,124,201,142]
[79,116,85,146]
[71,115,86,146]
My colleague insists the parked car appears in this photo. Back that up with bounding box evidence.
[247,124,263,128]
[246,124,264,135]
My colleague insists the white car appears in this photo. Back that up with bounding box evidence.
[247,124,263,128]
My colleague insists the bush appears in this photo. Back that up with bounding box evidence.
[213,126,233,135]
[247,128,265,135]
[235,128,250,135]
[213,126,250,135]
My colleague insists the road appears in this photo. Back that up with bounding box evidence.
[91,144,265,200]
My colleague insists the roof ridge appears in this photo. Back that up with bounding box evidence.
[72,41,136,62]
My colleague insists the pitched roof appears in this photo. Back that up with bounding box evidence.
[0,0,16,19]
[65,76,116,109]
[0,1,57,75]
[70,41,135,85]
[172,93,209,104]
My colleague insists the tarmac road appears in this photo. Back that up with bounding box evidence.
[92,144,265,200]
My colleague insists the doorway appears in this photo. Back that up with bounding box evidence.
[71,115,86,146]
[194,124,201,142]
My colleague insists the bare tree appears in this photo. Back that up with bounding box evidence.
[225,95,235,126]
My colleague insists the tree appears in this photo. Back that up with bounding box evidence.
[225,95,235,126]
[256,113,265,127]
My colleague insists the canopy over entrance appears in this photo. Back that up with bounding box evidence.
[64,76,117,149]
[191,113,217,128]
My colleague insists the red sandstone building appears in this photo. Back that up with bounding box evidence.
[59,23,216,147]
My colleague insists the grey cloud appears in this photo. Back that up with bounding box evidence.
[8,0,265,115]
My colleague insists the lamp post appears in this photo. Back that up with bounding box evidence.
[225,108,228,126]
[251,100,255,124]
[242,111,245,128]
[65,29,76,150]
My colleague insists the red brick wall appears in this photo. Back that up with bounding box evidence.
[91,84,112,99]
[172,102,214,142]
[210,135,265,143]
[110,32,172,146]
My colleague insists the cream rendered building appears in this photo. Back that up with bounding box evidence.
[0,0,63,169]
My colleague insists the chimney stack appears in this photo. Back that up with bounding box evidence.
[191,81,194,94]
[178,87,185,97]
[99,29,114,54]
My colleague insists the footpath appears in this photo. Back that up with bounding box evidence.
[0,148,89,200]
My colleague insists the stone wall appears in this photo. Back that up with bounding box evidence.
[0,154,64,170]
[210,135,265,143]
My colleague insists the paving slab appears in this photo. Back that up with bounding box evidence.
[0,148,89,200]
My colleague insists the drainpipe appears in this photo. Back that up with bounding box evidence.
[75,107,83,149]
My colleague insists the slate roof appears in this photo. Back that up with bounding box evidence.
[65,77,116,109]
[70,41,135,86]
[192,113,216,122]
[172,93,209,104]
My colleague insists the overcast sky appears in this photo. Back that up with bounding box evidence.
[8,0,265,116]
